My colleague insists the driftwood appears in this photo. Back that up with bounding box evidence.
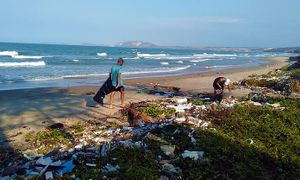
[126,102,153,126]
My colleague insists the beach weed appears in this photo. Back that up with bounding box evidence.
[142,104,175,119]
[245,78,278,88]
[188,98,206,106]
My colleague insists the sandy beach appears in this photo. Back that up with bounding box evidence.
[0,56,289,149]
[125,57,289,95]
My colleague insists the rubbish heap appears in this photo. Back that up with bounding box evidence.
[0,92,288,179]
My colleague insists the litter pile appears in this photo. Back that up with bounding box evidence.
[239,67,300,96]
[0,96,227,179]
[2,91,290,179]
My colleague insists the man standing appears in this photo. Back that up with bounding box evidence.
[213,77,231,102]
[109,58,125,108]
[93,58,124,108]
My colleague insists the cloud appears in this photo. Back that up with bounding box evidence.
[196,16,242,24]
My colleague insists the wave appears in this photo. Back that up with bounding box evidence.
[177,60,183,64]
[28,73,109,81]
[136,52,238,60]
[97,52,108,57]
[160,62,169,65]
[123,57,140,60]
[189,59,210,63]
[193,53,237,58]
[27,65,191,82]
[0,51,44,59]
[123,65,191,75]
[0,61,46,67]
[0,51,18,56]
[72,59,79,62]
[137,53,168,58]
[12,55,44,59]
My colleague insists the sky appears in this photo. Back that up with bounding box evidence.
[0,0,300,48]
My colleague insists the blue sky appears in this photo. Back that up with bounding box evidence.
[0,0,299,47]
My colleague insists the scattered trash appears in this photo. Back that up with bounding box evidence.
[23,149,39,160]
[161,163,182,175]
[176,98,188,104]
[2,84,294,179]
[137,119,145,127]
[246,138,254,145]
[168,103,192,113]
[101,142,110,157]
[160,145,175,156]
[146,133,168,144]
[118,140,146,148]
[57,160,75,175]
[45,171,54,180]
[86,163,97,167]
[36,157,52,166]
[252,102,262,106]
[188,132,197,144]
[102,164,120,173]
[182,150,204,160]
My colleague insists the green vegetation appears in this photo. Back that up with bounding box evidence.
[69,124,85,134]
[244,78,278,88]
[142,103,175,119]
[187,98,300,179]
[71,98,299,179]
[187,98,206,106]
[28,129,72,154]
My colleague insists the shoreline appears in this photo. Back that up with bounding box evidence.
[125,56,289,93]
[0,56,288,92]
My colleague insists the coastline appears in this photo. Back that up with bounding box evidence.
[0,56,289,148]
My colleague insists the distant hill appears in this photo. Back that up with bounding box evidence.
[263,47,300,53]
[115,41,158,48]
[114,41,256,52]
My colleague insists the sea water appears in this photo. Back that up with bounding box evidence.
[0,42,291,90]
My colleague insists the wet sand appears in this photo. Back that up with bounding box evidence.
[0,56,289,148]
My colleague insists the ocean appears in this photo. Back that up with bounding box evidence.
[0,42,291,90]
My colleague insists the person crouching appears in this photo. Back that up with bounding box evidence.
[213,77,231,102]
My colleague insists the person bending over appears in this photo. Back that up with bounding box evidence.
[213,77,231,102]
[110,58,125,108]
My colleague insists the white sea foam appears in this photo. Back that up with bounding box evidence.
[73,59,79,62]
[193,53,237,58]
[97,52,108,57]
[123,65,191,75]
[0,61,46,67]
[0,51,44,59]
[136,52,238,60]
[160,62,169,65]
[28,65,191,82]
[12,55,44,59]
[123,57,140,60]
[28,73,109,81]
[177,60,183,64]
[137,53,168,58]
[189,59,210,63]
[0,51,19,56]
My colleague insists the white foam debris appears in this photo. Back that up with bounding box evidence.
[182,150,204,160]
